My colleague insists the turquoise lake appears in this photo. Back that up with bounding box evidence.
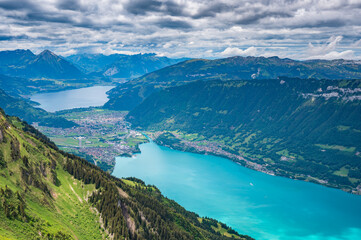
[113,140,361,240]
[30,85,114,112]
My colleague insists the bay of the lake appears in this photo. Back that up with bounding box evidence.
[30,85,114,112]
[113,140,361,240]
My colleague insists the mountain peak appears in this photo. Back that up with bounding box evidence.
[27,50,84,78]
[38,49,57,58]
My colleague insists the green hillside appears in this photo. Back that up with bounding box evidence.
[127,78,361,193]
[0,109,252,240]
[105,56,361,110]
[0,89,76,128]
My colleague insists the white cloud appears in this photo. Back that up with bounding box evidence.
[101,49,140,56]
[163,42,172,49]
[60,48,77,56]
[307,50,355,60]
[220,46,257,57]
[306,36,356,60]
[308,36,342,56]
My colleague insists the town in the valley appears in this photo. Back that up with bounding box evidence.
[35,108,147,171]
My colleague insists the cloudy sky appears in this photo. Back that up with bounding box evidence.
[0,0,360,59]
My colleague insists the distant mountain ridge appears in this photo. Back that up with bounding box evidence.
[105,56,361,110]
[26,50,84,79]
[0,49,35,66]
[0,49,84,79]
[66,53,188,79]
[0,49,188,99]
[65,53,123,74]
[0,49,187,81]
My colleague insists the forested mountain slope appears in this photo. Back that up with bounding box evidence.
[0,89,76,128]
[0,74,37,96]
[105,56,361,110]
[0,109,252,240]
[127,78,361,193]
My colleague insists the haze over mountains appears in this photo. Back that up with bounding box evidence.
[0,49,187,82]
[0,49,83,79]
[66,53,188,79]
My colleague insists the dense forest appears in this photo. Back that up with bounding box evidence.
[0,108,252,239]
[105,56,361,110]
[127,78,361,193]
[0,88,76,128]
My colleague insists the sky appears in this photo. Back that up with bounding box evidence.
[0,0,360,60]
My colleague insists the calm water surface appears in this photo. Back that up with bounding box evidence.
[30,85,114,112]
[113,140,361,240]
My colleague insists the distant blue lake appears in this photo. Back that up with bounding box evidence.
[30,85,114,112]
[113,140,361,240]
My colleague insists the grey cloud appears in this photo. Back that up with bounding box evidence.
[192,3,236,19]
[0,0,37,10]
[0,0,360,60]
[73,19,132,29]
[155,18,192,29]
[24,12,74,24]
[125,0,184,16]
[261,34,287,40]
[3,7,131,30]
[126,0,162,15]
[161,1,185,16]
[0,34,29,41]
[288,19,347,29]
[236,10,293,25]
[57,0,83,11]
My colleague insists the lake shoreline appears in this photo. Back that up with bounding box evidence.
[147,131,361,195]
[30,85,115,112]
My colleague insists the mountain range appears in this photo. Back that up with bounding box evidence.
[0,49,83,79]
[105,56,361,110]
[0,49,188,97]
[66,53,188,79]
[0,49,187,81]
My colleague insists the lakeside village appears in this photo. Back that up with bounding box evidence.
[35,109,147,171]
[148,131,275,176]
